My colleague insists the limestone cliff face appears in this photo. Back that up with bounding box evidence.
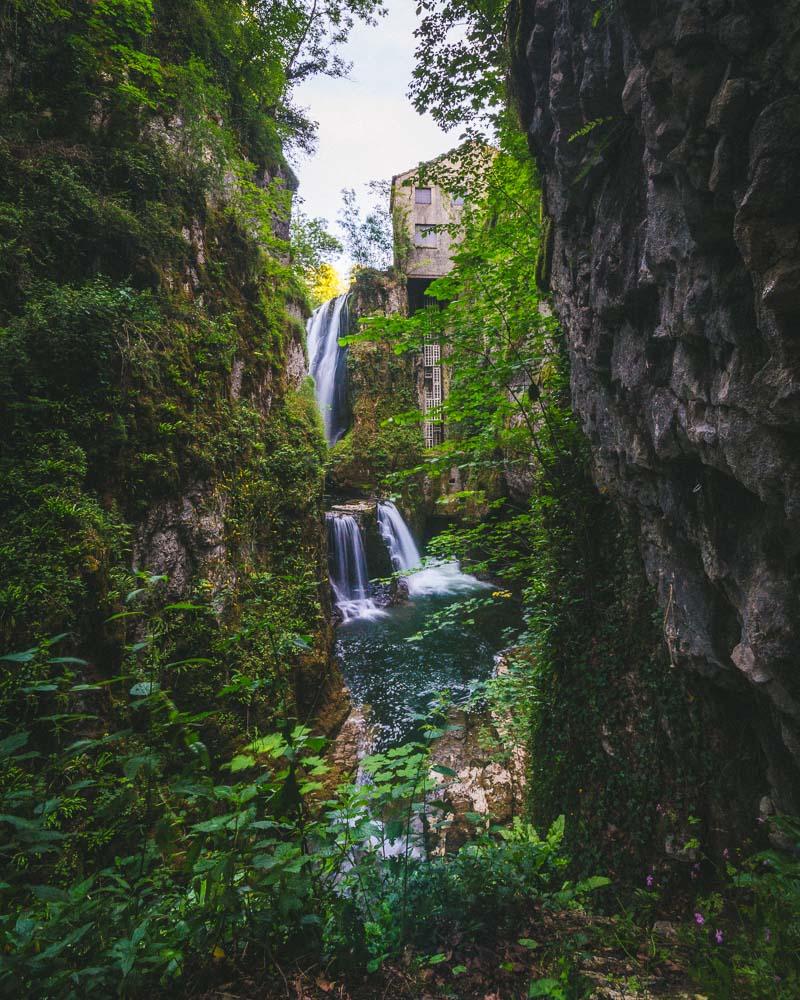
[510,0,800,811]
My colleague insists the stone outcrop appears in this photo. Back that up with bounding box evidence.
[327,269,427,502]
[133,482,232,602]
[510,0,800,811]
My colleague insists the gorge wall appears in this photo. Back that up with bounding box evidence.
[0,4,340,736]
[510,0,800,813]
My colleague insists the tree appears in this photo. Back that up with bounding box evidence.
[409,0,508,139]
[337,181,393,272]
[309,262,346,307]
[290,206,343,292]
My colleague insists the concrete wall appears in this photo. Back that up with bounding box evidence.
[391,166,463,279]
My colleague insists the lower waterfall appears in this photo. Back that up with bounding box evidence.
[326,513,384,623]
[376,500,487,597]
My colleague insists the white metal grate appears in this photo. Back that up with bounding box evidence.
[423,342,440,366]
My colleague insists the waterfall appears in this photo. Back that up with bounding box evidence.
[377,500,421,573]
[376,500,488,597]
[307,294,349,445]
[326,513,385,623]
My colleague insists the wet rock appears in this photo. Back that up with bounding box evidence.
[323,703,373,794]
[427,678,527,854]
[652,920,680,942]
[427,711,522,853]
[510,0,800,817]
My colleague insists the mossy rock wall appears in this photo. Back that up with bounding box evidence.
[0,0,341,738]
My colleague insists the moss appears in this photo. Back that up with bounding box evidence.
[328,272,424,501]
[0,0,330,735]
[522,455,764,880]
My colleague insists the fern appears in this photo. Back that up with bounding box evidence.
[567,116,614,143]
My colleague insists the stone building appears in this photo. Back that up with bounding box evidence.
[390,165,464,447]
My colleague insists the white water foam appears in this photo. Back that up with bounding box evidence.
[377,500,488,597]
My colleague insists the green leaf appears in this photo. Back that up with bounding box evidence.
[106,611,143,622]
[529,980,564,998]
[129,681,160,698]
[546,814,565,844]
[431,764,457,778]
[247,733,288,757]
[163,657,212,668]
[0,732,29,757]
[191,813,238,834]
[229,754,256,773]
[31,885,70,902]
[575,875,611,894]
[0,647,38,663]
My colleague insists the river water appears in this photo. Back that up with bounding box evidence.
[336,588,510,750]
[308,299,513,750]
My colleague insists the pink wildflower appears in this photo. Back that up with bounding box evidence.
[694,912,705,926]
[715,929,724,945]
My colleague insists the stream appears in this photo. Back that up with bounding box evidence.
[337,590,503,750]
[308,296,513,754]
[327,500,511,751]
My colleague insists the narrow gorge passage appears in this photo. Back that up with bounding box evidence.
[312,299,507,751]
[4,0,798,992]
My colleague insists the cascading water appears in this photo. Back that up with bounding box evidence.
[307,294,349,445]
[326,513,385,623]
[377,500,421,573]
[376,500,487,597]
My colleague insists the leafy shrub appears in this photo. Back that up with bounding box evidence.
[0,599,611,996]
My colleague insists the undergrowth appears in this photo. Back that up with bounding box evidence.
[0,582,610,998]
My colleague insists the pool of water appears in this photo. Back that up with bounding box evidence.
[336,590,511,749]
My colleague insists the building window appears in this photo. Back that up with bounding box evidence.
[451,194,465,206]
[415,186,432,204]
[415,224,437,248]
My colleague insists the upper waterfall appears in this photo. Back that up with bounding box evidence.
[307,294,349,445]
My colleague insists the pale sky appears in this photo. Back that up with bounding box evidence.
[291,0,458,268]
